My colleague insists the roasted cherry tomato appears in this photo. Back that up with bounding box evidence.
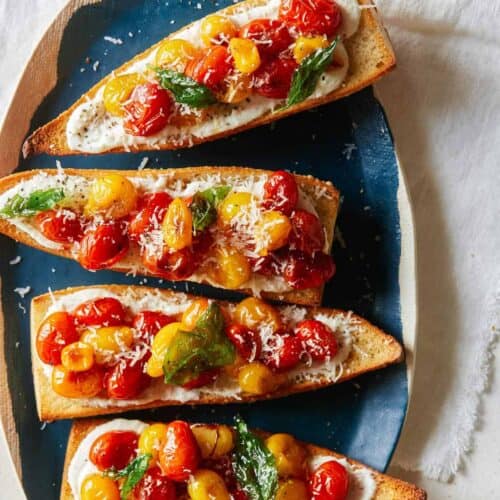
[295,319,338,361]
[36,312,79,365]
[253,55,297,99]
[89,430,139,471]
[240,19,293,58]
[262,332,301,371]
[309,460,349,500]
[226,324,262,361]
[283,250,335,289]
[123,83,173,136]
[142,246,198,280]
[289,210,325,254]
[182,369,219,389]
[250,253,284,277]
[262,170,298,215]
[279,0,343,37]
[133,467,177,500]
[185,45,233,89]
[128,192,173,241]
[78,220,129,270]
[51,364,104,398]
[132,311,176,344]
[35,209,83,244]
[74,297,127,327]
[105,357,150,399]
[159,421,200,481]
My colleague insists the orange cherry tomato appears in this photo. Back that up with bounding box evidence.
[36,312,79,365]
[309,460,349,500]
[51,364,104,398]
[128,192,173,241]
[253,55,297,99]
[240,19,293,58]
[185,45,233,89]
[35,209,83,244]
[132,311,176,344]
[73,297,127,327]
[105,357,150,400]
[89,430,139,471]
[133,467,177,500]
[159,421,200,481]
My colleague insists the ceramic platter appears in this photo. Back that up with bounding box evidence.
[0,1,416,498]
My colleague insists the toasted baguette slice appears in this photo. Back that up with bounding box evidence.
[0,166,339,305]
[32,285,403,421]
[61,418,426,500]
[23,0,395,157]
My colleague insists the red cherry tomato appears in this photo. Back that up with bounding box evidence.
[262,332,301,371]
[289,210,325,254]
[262,170,298,215]
[105,357,150,399]
[142,246,198,281]
[35,209,83,244]
[123,83,173,136]
[182,369,219,389]
[279,0,343,37]
[253,55,297,99]
[226,324,262,361]
[128,192,172,241]
[240,19,293,58]
[249,253,284,277]
[185,45,233,89]
[309,460,349,500]
[73,297,127,327]
[283,250,335,289]
[36,312,79,365]
[132,311,176,344]
[133,467,177,500]
[89,430,139,471]
[159,421,200,481]
[192,230,215,255]
[78,220,129,270]
[295,319,338,361]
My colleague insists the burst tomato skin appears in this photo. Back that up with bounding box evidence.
[249,253,284,277]
[133,467,177,500]
[279,0,343,37]
[289,210,325,254]
[73,297,127,327]
[262,170,299,215]
[35,209,83,244]
[123,83,173,136]
[295,319,338,361]
[185,45,233,89]
[309,460,349,500]
[36,312,79,365]
[89,430,139,471]
[240,19,293,58]
[78,220,129,270]
[105,358,150,400]
[283,250,335,289]
[128,192,173,241]
[263,332,301,371]
[253,55,297,99]
[182,369,219,389]
[142,246,198,281]
[159,421,200,481]
[132,311,176,344]
[226,324,262,361]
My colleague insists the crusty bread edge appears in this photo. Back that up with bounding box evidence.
[60,419,425,500]
[0,166,339,306]
[23,0,396,157]
[32,284,403,421]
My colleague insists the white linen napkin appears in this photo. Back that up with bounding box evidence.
[0,0,498,484]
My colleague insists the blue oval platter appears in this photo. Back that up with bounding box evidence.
[0,1,408,498]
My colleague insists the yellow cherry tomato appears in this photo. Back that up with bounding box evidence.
[138,423,168,461]
[229,38,261,74]
[255,211,292,256]
[293,36,329,64]
[182,298,209,330]
[81,326,134,364]
[217,72,252,104]
[155,38,200,70]
[145,322,183,377]
[103,73,145,116]
[200,15,238,46]
[61,342,94,372]
[81,474,120,500]
[233,297,282,332]
[238,362,284,395]
[218,192,254,224]
[191,424,235,459]
[265,434,307,478]
[85,173,138,218]
[188,469,230,500]
[276,479,309,500]
[51,365,103,398]
[208,247,251,289]
[162,198,193,250]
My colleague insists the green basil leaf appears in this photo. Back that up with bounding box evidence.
[0,188,65,217]
[284,37,339,109]
[190,185,231,233]
[104,454,151,500]
[156,68,217,108]
[232,416,278,500]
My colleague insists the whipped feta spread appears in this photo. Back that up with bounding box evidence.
[39,287,358,409]
[66,0,360,153]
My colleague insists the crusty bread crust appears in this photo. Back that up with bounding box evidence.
[60,419,426,500]
[0,166,339,306]
[23,0,395,157]
[32,285,403,421]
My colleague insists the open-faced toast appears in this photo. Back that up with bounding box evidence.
[23,0,395,157]
[32,285,403,421]
[0,166,339,305]
[61,418,426,499]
